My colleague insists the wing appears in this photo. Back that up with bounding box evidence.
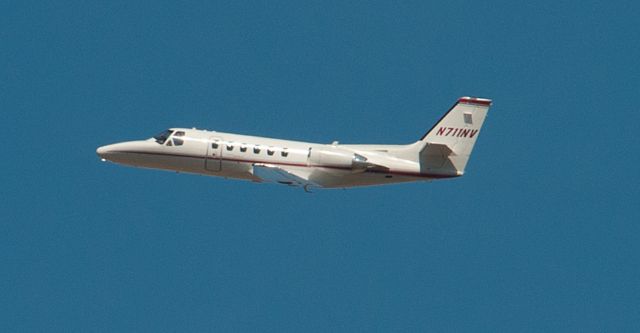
[251,163,322,191]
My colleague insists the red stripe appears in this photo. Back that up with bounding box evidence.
[458,97,492,106]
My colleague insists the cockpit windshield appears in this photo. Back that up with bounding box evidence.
[153,129,174,144]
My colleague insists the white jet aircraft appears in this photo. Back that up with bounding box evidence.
[97,97,491,190]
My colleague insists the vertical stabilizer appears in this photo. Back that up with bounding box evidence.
[417,97,491,176]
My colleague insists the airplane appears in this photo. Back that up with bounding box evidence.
[96,96,491,191]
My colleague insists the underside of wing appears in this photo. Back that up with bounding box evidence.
[251,163,322,191]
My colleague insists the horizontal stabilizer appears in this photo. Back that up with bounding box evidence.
[420,143,457,173]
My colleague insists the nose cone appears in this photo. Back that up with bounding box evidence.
[96,142,130,161]
[96,141,156,165]
[96,145,107,156]
[96,144,114,160]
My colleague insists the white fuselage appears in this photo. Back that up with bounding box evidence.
[97,128,449,189]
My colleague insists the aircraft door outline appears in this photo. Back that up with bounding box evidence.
[205,137,222,171]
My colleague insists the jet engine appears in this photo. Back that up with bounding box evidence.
[308,147,378,171]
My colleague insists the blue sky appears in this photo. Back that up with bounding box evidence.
[2,1,639,331]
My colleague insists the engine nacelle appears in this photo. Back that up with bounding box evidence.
[308,147,370,170]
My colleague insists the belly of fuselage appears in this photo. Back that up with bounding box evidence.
[126,153,258,181]
[113,151,425,188]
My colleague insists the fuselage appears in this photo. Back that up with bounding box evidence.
[96,97,492,189]
[96,128,451,188]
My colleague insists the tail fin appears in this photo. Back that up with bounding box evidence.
[416,97,491,176]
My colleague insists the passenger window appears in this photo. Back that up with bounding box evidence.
[240,144,247,152]
[174,131,185,137]
[173,138,184,146]
[281,148,289,157]
[267,148,275,156]
[212,142,219,149]
[253,146,261,154]
[226,144,234,151]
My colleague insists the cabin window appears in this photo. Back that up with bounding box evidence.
[174,131,185,137]
[173,138,184,146]
[212,142,219,149]
[253,146,261,154]
[226,144,234,151]
[267,148,275,156]
[240,144,247,152]
[281,148,289,157]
